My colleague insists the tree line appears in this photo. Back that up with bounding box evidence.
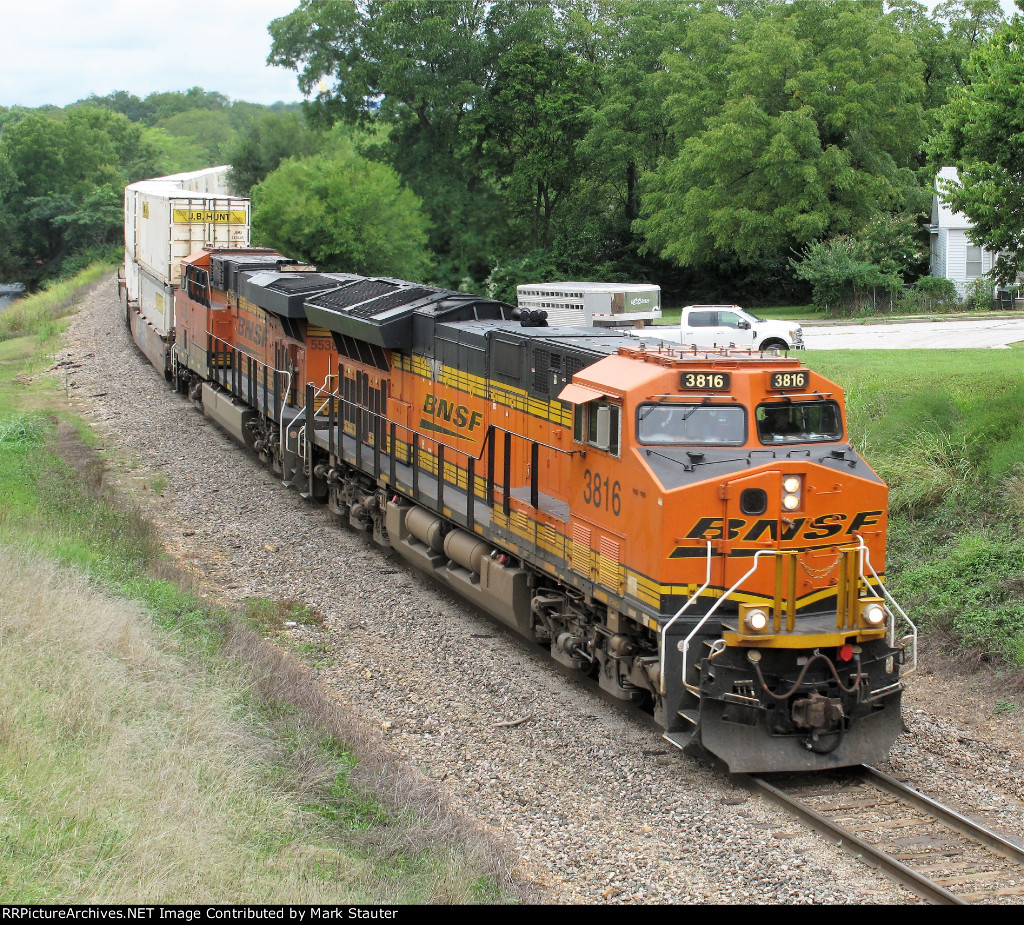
[258,0,1012,308]
[0,89,299,287]
[1,1,1018,313]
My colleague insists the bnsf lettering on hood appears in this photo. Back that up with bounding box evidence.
[684,511,883,543]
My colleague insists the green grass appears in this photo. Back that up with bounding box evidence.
[0,265,519,903]
[0,424,514,900]
[0,263,114,342]
[804,349,1024,667]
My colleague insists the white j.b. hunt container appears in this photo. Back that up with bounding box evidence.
[122,166,250,373]
[516,281,661,327]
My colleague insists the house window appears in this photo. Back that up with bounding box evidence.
[966,245,984,279]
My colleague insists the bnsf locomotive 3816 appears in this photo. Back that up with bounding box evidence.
[121,171,915,774]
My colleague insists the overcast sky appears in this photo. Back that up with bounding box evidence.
[0,0,306,109]
[1,1,1021,112]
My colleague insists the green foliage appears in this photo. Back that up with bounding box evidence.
[263,0,1011,297]
[0,413,46,446]
[893,533,1024,664]
[0,89,303,287]
[792,212,929,315]
[931,11,1024,284]
[154,108,236,165]
[226,111,320,196]
[806,347,1024,665]
[0,108,157,281]
[792,236,902,316]
[638,1,929,278]
[473,10,600,250]
[0,263,113,343]
[909,274,959,311]
[251,142,432,279]
[3,3,1014,300]
[137,126,209,176]
[485,250,560,304]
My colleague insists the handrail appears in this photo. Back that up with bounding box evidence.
[661,539,916,698]
[855,535,918,677]
[207,333,292,450]
[659,541,713,695]
[679,548,781,695]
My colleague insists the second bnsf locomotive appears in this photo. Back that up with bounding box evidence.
[127,241,915,774]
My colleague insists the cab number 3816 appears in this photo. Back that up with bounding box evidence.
[582,469,622,515]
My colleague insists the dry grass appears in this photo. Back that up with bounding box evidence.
[0,547,522,903]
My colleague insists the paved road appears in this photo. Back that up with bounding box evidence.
[801,316,1024,350]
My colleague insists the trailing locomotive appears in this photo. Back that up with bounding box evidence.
[120,181,915,775]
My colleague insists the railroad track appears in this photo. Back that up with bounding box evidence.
[747,764,1024,904]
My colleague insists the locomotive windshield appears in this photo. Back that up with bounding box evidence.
[637,404,745,446]
[756,400,843,444]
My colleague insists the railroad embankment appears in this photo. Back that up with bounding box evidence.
[0,268,520,904]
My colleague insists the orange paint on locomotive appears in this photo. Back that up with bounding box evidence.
[382,344,887,625]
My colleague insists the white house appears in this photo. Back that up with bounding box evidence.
[929,166,998,296]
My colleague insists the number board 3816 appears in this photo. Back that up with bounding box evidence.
[679,372,730,391]
[769,370,809,390]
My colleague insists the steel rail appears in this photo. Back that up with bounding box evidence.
[861,764,1024,863]
[745,772,966,905]
[747,765,1024,905]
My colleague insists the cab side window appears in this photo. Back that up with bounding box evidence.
[719,311,742,329]
[689,311,715,327]
[573,399,621,456]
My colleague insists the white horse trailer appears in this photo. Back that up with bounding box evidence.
[516,282,661,327]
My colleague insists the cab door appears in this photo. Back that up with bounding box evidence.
[715,310,756,347]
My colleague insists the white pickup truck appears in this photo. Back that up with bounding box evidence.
[648,304,804,351]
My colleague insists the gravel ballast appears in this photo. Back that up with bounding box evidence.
[58,278,1024,904]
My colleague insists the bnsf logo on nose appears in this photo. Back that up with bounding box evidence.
[422,394,483,431]
[685,511,883,542]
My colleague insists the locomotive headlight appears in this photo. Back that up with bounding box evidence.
[782,475,802,511]
[740,604,772,635]
[858,598,887,629]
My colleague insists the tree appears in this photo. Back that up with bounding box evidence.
[250,142,432,280]
[474,16,599,250]
[269,2,614,287]
[792,212,927,315]
[226,110,320,196]
[0,150,16,272]
[931,12,1024,285]
[934,0,1006,85]
[269,0,509,286]
[139,126,209,176]
[636,1,929,280]
[143,88,230,125]
[0,108,155,278]
[155,109,236,166]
